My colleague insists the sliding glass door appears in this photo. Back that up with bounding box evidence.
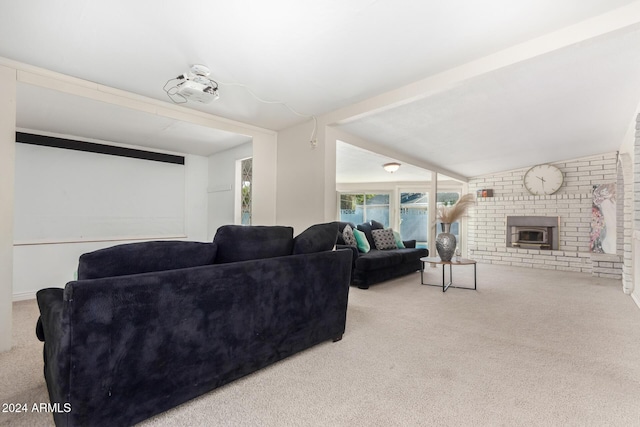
[399,192,428,248]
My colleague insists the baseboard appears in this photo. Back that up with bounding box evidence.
[632,292,640,310]
[13,291,36,302]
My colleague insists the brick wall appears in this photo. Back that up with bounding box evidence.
[632,114,640,303]
[468,152,622,278]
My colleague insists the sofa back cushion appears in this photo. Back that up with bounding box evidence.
[213,225,294,263]
[370,220,385,230]
[78,241,218,280]
[292,222,339,255]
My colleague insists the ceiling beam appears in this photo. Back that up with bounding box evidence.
[0,56,276,139]
[323,1,640,127]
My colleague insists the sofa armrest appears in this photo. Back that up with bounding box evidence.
[336,244,358,265]
[36,288,65,342]
[35,287,71,425]
[403,240,417,248]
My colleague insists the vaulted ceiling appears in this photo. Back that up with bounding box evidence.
[2,0,640,180]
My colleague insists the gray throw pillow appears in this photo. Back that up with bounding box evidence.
[343,224,357,247]
[372,228,398,250]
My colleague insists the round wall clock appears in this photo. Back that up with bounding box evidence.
[523,164,564,195]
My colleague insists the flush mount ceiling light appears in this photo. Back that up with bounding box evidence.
[383,162,401,173]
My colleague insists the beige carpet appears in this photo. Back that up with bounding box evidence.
[2,263,640,426]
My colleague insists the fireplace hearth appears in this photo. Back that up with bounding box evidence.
[506,216,559,250]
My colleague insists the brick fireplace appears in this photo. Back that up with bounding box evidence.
[468,152,622,278]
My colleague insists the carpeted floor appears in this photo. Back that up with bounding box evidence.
[2,263,640,426]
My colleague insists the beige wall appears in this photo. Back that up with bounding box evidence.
[0,65,16,352]
[251,132,278,226]
[276,120,328,234]
[323,126,339,224]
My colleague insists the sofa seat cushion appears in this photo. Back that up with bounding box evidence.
[354,248,428,272]
[398,247,429,263]
[214,225,294,263]
[78,241,218,280]
[354,249,404,271]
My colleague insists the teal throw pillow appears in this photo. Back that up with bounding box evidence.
[353,228,371,253]
[393,230,406,248]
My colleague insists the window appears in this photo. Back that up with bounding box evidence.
[240,158,252,225]
[399,192,428,247]
[339,193,390,226]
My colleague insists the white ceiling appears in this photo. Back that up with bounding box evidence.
[16,84,251,156]
[336,141,434,184]
[2,0,640,180]
[337,25,640,178]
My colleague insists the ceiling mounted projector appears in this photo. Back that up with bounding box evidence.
[164,65,220,104]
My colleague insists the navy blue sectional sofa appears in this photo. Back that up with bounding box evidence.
[337,221,428,289]
[35,223,351,426]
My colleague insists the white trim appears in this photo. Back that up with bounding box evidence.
[13,291,36,302]
[208,185,232,193]
[234,158,243,225]
[0,55,276,139]
[14,235,187,246]
[235,156,253,225]
[632,292,640,310]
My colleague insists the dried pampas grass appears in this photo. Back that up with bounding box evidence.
[437,193,476,223]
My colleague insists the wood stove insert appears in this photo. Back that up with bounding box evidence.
[506,216,559,250]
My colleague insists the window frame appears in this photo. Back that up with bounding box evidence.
[338,192,392,227]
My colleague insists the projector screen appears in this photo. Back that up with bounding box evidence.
[14,139,186,243]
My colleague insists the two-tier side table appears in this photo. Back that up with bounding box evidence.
[420,257,477,292]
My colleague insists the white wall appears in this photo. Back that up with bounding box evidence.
[14,141,188,242]
[276,121,327,234]
[0,58,278,352]
[277,122,466,237]
[183,154,209,241]
[207,141,252,239]
[251,132,278,226]
[0,65,16,352]
[13,149,209,300]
